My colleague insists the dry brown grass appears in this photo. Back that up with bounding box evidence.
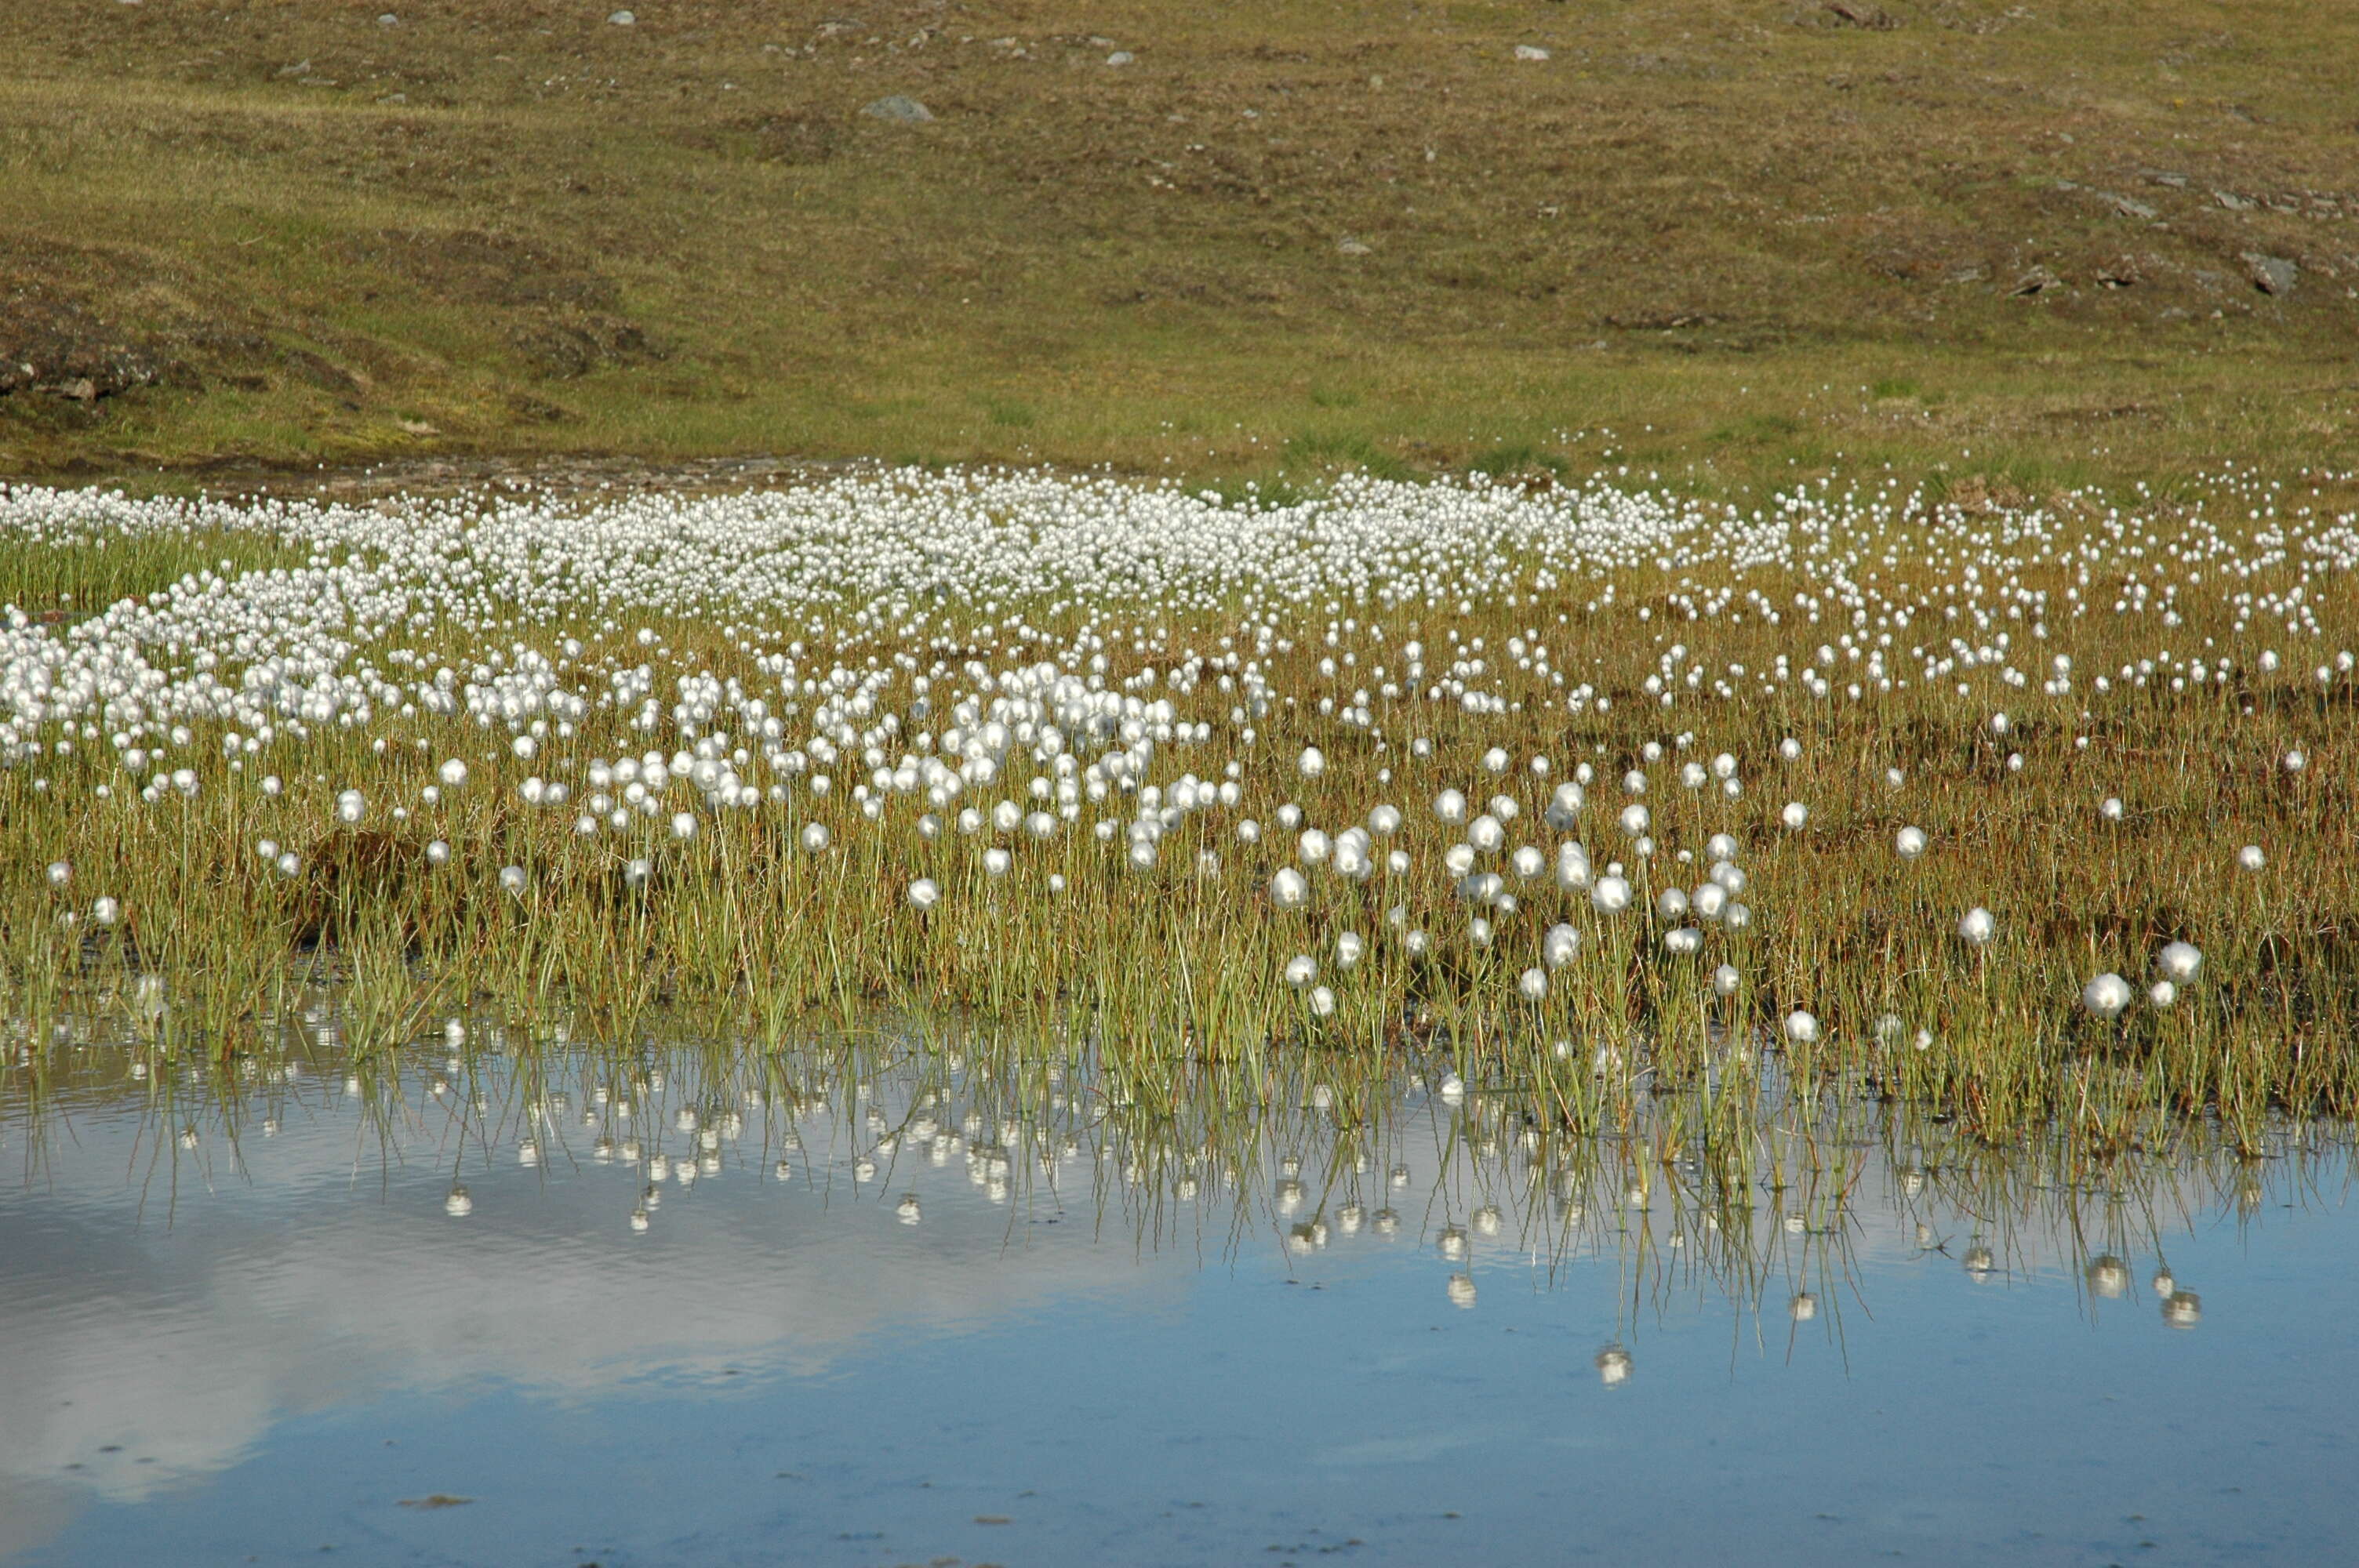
[0,0,2354,488]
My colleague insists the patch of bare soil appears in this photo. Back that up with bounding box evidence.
[0,276,170,407]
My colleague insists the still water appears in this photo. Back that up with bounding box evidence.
[3,1020,2354,1567]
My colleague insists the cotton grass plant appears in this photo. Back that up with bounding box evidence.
[0,462,2354,1162]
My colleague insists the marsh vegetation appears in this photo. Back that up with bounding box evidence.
[2,463,2352,1163]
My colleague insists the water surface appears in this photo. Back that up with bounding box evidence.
[4,1023,2353,1566]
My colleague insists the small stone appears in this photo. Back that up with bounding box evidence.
[2010,266,2062,296]
[860,95,933,124]
[376,11,398,25]
[2242,252,2298,296]
[1826,1,1898,26]
[2214,189,2255,211]
[1514,44,1550,61]
[608,9,635,24]
[1105,50,1134,66]
[1336,235,1372,256]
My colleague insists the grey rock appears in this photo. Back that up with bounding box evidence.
[1105,50,1135,66]
[2242,252,2298,296]
[2010,266,2062,296]
[860,95,934,124]
[1826,2,1898,27]
[1336,235,1373,256]
[2214,189,2255,211]
[608,9,635,24]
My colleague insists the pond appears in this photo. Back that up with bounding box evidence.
[2,1018,2353,1567]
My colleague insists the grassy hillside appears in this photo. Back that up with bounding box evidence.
[2,0,2354,493]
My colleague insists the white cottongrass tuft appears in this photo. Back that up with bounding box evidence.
[2081,972,2134,1020]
